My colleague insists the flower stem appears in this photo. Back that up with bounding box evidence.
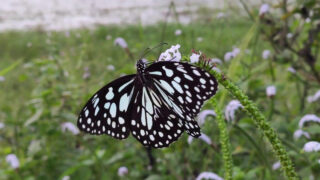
[209,97,233,180]
[209,70,298,179]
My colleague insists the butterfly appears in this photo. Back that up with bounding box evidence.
[77,59,218,148]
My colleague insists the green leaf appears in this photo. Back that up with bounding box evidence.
[0,60,22,76]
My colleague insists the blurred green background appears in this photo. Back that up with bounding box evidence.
[1,0,320,179]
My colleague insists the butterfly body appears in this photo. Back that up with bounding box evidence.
[78,60,217,148]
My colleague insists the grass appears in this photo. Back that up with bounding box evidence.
[0,16,319,180]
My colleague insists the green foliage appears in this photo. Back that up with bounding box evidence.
[0,1,320,179]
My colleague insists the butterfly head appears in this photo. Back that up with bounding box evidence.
[136,59,148,74]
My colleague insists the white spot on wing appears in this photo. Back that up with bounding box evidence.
[162,66,173,77]
[119,93,130,112]
[105,88,114,100]
[171,81,183,94]
[118,79,134,92]
[149,71,162,76]
[193,70,201,76]
[110,103,117,118]
[118,117,125,124]
[158,80,175,94]
[184,74,193,81]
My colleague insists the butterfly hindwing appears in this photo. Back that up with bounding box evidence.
[77,75,136,139]
[129,83,185,148]
[146,61,218,137]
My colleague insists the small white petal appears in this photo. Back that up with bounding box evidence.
[0,122,5,129]
[107,65,115,71]
[197,110,216,126]
[303,141,320,152]
[272,161,281,170]
[293,129,310,140]
[262,50,271,59]
[306,18,311,23]
[6,154,20,169]
[232,48,240,56]
[105,35,112,40]
[225,100,243,122]
[61,122,80,135]
[62,176,70,180]
[286,33,293,39]
[266,85,276,97]
[299,114,320,128]
[114,37,128,49]
[259,4,270,15]
[210,58,222,64]
[197,37,203,42]
[175,29,182,36]
[224,48,240,62]
[188,133,212,145]
[196,172,223,180]
[287,67,296,74]
[212,67,221,73]
[307,90,320,103]
[0,76,5,82]
[224,52,234,62]
[188,136,194,144]
[199,133,212,145]
[190,52,201,63]
[118,166,129,177]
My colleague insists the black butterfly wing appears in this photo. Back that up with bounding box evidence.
[77,75,136,139]
[129,81,185,148]
[146,61,218,137]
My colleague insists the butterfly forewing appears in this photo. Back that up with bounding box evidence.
[146,61,218,137]
[77,75,136,139]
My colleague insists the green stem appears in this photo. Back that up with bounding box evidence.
[209,70,298,179]
[209,98,233,180]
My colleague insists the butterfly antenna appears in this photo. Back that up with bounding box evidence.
[139,42,168,60]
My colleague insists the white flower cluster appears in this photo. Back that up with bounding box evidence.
[293,114,320,154]
[196,172,224,180]
[293,129,310,140]
[272,161,281,170]
[266,85,276,97]
[61,122,79,135]
[118,166,129,177]
[299,114,320,128]
[158,44,181,62]
[6,154,20,169]
[259,4,270,16]
[190,52,201,64]
[224,48,240,62]
[303,141,320,152]
[262,50,271,59]
[114,37,128,49]
[287,67,296,74]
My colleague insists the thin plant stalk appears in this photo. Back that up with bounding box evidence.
[209,98,233,180]
[209,70,298,179]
